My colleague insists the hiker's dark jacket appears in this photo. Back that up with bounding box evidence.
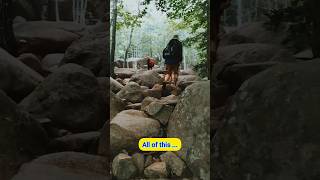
[165,39,183,65]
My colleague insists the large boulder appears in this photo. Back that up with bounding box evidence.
[19,64,106,132]
[213,60,320,180]
[0,90,48,180]
[14,21,81,56]
[117,82,144,103]
[41,53,65,73]
[167,81,210,180]
[0,48,43,102]
[215,43,296,80]
[12,152,110,180]
[61,32,107,76]
[110,110,160,156]
[130,70,163,88]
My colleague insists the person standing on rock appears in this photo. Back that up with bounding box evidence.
[163,35,183,85]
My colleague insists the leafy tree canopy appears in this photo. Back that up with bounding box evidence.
[116,1,148,30]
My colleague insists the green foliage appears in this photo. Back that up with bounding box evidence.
[193,59,208,78]
[116,1,148,30]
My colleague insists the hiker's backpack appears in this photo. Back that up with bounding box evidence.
[163,40,180,59]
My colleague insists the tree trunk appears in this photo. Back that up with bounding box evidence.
[183,54,187,70]
[81,0,87,24]
[73,0,75,21]
[124,27,134,68]
[0,0,17,56]
[55,0,60,21]
[254,0,258,21]
[110,0,118,76]
[237,0,242,27]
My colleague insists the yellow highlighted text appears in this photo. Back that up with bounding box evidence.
[139,138,182,151]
